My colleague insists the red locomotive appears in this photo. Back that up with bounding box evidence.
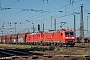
[26,32,43,45]
[0,29,75,46]
[42,29,75,46]
[25,29,75,46]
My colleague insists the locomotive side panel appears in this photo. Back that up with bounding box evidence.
[38,32,43,42]
[50,31,65,44]
[53,32,61,42]
[60,30,66,43]
[43,33,53,42]
[29,33,38,42]
[26,33,31,43]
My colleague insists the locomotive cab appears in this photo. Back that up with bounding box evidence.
[65,30,75,46]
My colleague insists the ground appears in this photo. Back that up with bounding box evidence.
[0,43,90,60]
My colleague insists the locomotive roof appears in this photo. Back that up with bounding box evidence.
[44,29,74,34]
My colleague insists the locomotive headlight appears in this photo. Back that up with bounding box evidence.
[66,37,68,39]
[72,37,75,39]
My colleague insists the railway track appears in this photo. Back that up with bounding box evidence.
[0,48,90,60]
[0,48,45,60]
[0,43,90,60]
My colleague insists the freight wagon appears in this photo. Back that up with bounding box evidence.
[18,33,27,44]
[11,34,18,44]
[6,34,11,44]
[1,35,6,43]
[0,36,2,43]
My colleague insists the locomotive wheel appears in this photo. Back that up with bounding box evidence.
[60,43,63,47]
[70,44,74,47]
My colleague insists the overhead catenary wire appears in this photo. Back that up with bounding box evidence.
[28,0,85,21]
[0,0,1,8]
[26,0,84,21]
[0,0,89,36]
[0,0,83,21]
[6,0,20,7]
[0,0,42,21]
[0,0,20,11]
[0,0,89,32]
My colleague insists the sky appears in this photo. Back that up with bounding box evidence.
[0,0,90,37]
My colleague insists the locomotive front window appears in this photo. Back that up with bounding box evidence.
[70,32,74,35]
[65,32,74,36]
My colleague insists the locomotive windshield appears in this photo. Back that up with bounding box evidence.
[65,32,74,36]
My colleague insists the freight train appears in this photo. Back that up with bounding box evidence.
[0,29,75,46]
